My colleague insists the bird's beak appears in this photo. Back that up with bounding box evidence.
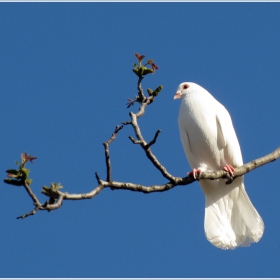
[174,92,181,100]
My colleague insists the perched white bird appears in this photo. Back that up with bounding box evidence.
[174,82,264,250]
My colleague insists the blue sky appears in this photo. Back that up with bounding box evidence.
[1,2,280,278]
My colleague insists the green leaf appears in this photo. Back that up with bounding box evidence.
[20,168,30,181]
[26,179,32,185]
[142,68,153,76]
[42,182,63,195]
[152,85,163,96]
[6,169,19,174]
[6,169,21,178]
[133,67,140,76]
[147,88,153,96]
[4,179,23,186]
[51,182,63,191]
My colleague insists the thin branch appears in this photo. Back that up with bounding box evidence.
[135,96,154,118]
[129,112,176,182]
[130,112,144,141]
[23,181,41,207]
[101,146,280,192]
[128,136,142,144]
[57,184,105,200]
[95,172,101,184]
[233,147,280,177]
[126,98,136,108]
[107,125,124,145]
[42,147,280,195]
[137,76,146,102]
[122,121,132,125]
[17,205,40,219]
[103,125,123,182]
[102,180,178,193]
[145,129,161,149]
[13,146,280,219]
[123,79,175,182]
[46,194,64,210]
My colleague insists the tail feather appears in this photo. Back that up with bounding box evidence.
[199,177,264,250]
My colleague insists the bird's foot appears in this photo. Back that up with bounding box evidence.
[223,164,235,177]
[187,168,202,180]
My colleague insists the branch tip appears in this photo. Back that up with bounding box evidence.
[128,136,141,144]
[95,172,101,184]
[122,121,132,125]
[145,129,162,149]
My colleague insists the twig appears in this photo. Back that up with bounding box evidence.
[135,96,154,118]
[56,184,105,200]
[95,172,101,184]
[128,136,142,144]
[122,121,132,125]
[233,147,280,177]
[145,129,161,149]
[107,125,123,145]
[103,125,123,182]
[137,76,146,102]
[13,146,280,219]
[129,112,176,182]
[23,181,41,207]
[8,64,280,220]
[17,205,40,219]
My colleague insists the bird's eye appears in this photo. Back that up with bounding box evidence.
[183,84,189,90]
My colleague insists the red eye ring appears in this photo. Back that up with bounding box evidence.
[183,84,189,89]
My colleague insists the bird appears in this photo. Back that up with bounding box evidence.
[174,82,264,250]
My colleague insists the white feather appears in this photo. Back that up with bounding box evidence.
[176,82,264,249]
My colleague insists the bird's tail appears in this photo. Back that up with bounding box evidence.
[199,177,264,250]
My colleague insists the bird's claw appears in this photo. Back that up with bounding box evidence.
[187,168,202,180]
[223,164,235,177]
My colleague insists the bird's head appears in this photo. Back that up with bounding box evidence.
[174,82,201,100]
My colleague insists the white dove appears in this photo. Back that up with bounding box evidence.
[174,82,264,250]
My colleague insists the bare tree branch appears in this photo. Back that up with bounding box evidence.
[128,112,176,182]
[12,145,280,218]
[17,181,65,219]
[137,76,146,102]
[122,121,132,125]
[17,205,40,219]
[135,96,153,118]
[128,136,142,144]
[5,53,279,219]
[103,125,123,182]
[22,181,41,207]
[145,129,161,149]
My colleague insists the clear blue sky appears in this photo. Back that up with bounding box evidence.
[1,2,280,278]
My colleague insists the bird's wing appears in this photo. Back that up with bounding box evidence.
[202,102,264,249]
[215,103,243,167]
[178,111,208,172]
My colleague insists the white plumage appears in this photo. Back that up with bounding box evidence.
[174,82,264,249]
